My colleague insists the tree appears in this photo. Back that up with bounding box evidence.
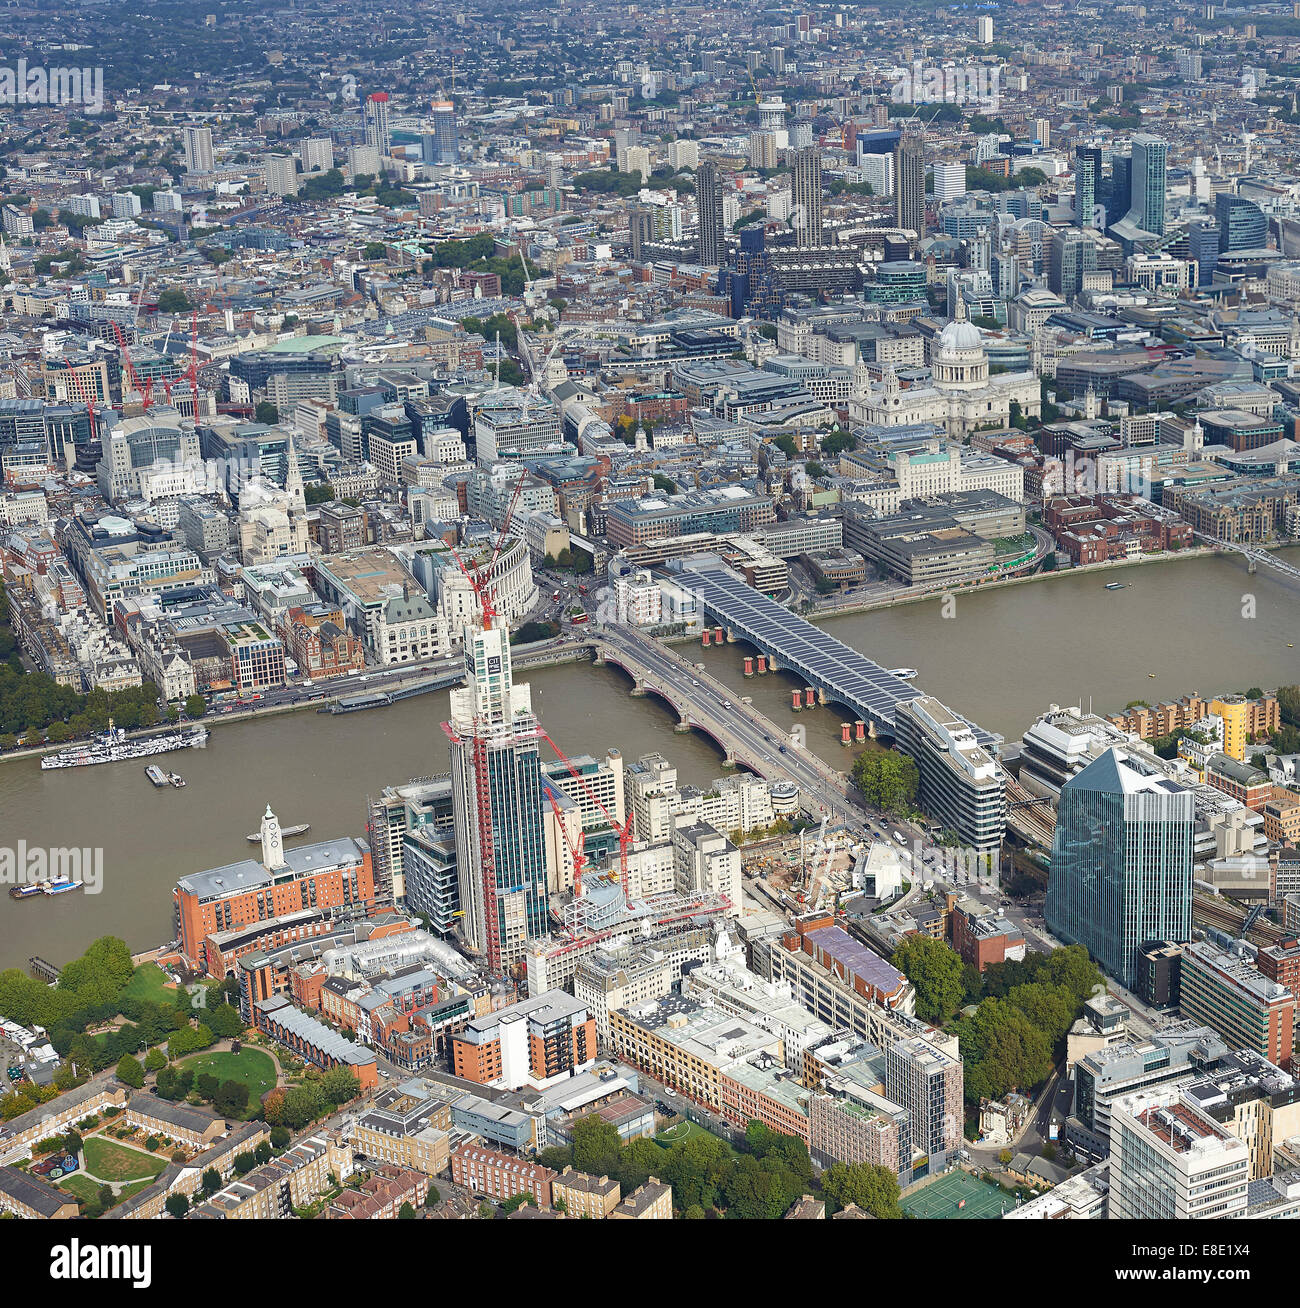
[207,1003,246,1040]
[165,1192,189,1218]
[254,1140,272,1165]
[501,1192,534,1213]
[571,1113,621,1178]
[201,1167,221,1195]
[398,1200,416,1219]
[157,288,190,313]
[1005,982,1076,1048]
[821,1161,902,1218]
[892,936,966,1023]
[261,1087,286,1125]
[183,694,206,719]
[424,1183,440,1207]
[143,1047,167,1074]
[851,750,919,814]
[115,1054,145,1089]
[254,401,279,425]
[1277,685,1300,728]
[233,1151,256,1176]
[214,1079,250,1119]
[954,997,1053,1102]
[660,1131,729,1212]
[321,1065,360,1106]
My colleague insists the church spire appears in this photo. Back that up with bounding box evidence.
[284,432,305,515]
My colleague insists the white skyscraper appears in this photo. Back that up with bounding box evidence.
[264,154,300,197]
[364,92,392,157]
[182,125,214,174]
[932,161,967,203]
[300,137,334,173]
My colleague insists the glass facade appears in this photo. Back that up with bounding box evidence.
[1215,193,1268,252]
[1045,749,1193,990]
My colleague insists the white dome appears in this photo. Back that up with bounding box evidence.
[938,318,984,353]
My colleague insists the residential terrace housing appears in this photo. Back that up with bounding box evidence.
[349,1080,454,1177]
[324,1165,425,1219]
[191,1134,352,1219]
[0,1167,80,1219]
[609,1178,673,1219]
[252,994,380,1091]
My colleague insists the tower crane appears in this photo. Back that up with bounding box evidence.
[445,467,527,631]
[111,320,154,409]
[545,787,588,901]
[537,726,634,899]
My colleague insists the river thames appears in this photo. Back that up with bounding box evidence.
[3,548,1297,969]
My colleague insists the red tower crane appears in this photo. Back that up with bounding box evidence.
[537,727,633,898]
[544,787,587,901]
[445,471,528,631]
[110,321,154,409]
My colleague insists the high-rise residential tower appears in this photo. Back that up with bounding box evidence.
[1045,747,1194,990]
[364,92,392,157]
[1076,145,1103,228]
[424,101,460,164]
[895,132,925,240]
[183,125,214,174]
[446,624,549,970]
[695,159,725,266]
[791,146,824,246]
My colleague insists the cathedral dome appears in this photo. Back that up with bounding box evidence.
[937,317,984,354]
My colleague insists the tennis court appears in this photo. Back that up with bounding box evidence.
[900,1170,1010,1220]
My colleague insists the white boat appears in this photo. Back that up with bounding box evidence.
[41,878,85,896]
[246,822,310,842]
[889,668,919,680]
[145,765,168,788]
[42,725,209,770]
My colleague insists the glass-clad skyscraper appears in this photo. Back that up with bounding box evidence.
[1127,134,1167,236]
[1045,748,1193,990]
[1215,192,1267,252]
[448,623,549,969]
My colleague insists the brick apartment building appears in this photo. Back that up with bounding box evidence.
[451,1144,556,1207]
[325,1164,425,1219]
[451,991,596,1091]
[174,836,376,971]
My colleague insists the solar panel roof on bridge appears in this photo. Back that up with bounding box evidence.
[676,566,997,748]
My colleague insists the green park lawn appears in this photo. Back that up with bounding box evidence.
[57,1173,102,1204]
[180,1048,277,1101]
[120,963,175,1007]
[82,1136,167,1184]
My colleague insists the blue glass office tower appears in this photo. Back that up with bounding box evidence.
[1045,748,1193,990]
[1188,220,1221,287]
[1215,193,1267,252]
[1128,135,1167,236]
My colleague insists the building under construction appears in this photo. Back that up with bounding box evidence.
[444,622,549,971]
